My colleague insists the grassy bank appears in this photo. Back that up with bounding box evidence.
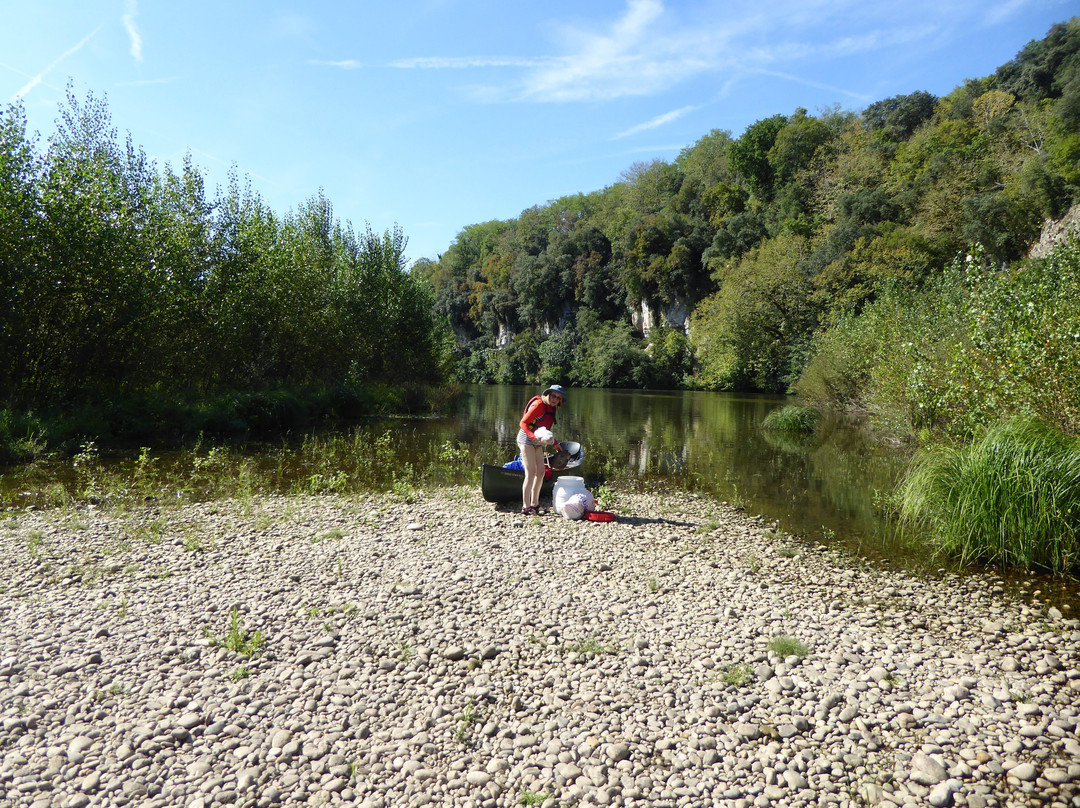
[0,382,461,465]
[898,418,1080,576]
[0,423,501,513]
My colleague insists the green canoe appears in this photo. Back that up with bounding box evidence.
[481,441,584,503]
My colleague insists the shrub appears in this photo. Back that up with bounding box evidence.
[0,408,48,463]
[768,635,809,658]
[762,405,820,432]
[897,417,1080,574]
[797,236,1080,440]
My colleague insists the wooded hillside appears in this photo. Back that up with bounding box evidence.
[420,19,1080,412]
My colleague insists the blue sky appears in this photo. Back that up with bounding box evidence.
[1,0,1075,263]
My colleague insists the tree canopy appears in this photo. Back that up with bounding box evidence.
[422,18,1080,399]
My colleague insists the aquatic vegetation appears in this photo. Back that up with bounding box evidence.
[762,405,820,433]
[898,417,1080,575]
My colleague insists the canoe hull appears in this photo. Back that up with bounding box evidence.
[481,464,575,503]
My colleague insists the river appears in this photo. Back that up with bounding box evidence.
[5,384,1076,602]
[453,384,911,562]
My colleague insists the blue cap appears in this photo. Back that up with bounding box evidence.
[543,384,567,400]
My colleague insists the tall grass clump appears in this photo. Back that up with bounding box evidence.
[0,408,48,463]
[762,405,820,433]
[897,418,1080,575]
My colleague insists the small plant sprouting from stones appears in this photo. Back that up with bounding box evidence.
[720,663,754,687]
[778,546,798,558]
[26,530,44,558]
[93,683,126,701]
[232,666,250,681]
[647,577,660,594]
[564,637,618,656]
[768,634,809,658]
[205,607,265,657]
[696,518,720,534]
[390,475,418,503]
[455,698,481,743]
[519,790,551,806]
[398,642,413,662]
[744,554,761,573]
[182,529,208,553]
[594,484,618,511]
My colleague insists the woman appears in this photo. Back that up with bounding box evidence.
[517,384,566,515]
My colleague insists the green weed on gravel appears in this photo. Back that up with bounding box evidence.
[720,663,754,687]
[768,634,809,658]
[205,607,265,657]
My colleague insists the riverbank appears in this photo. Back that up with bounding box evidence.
[1,489,1077,808]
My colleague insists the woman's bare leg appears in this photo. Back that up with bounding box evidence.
[519,443,545,509]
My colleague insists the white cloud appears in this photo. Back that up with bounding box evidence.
[310,59,365,70]
[748,69,873,102]
[983,0,1037,25]
[612,105,697,140]
[390,56,550,69]
[343,0,950,105]
[14,27,100,100]
[123,0,143,63]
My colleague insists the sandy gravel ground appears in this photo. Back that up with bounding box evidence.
[1,488,1078,808]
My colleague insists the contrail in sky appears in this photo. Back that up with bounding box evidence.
[14,27,101,100]
[123,0,143,62]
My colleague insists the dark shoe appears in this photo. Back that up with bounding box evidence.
[521,505,537,516]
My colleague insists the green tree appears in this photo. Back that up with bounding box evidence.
[728,114,788,200]
[693,234,814,391]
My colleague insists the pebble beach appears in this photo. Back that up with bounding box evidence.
[1,488,1078,808]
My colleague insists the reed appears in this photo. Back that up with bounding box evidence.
[762,405,820,433]
[897,418,1080,575]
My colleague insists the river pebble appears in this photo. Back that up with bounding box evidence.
[1,487,1078,808]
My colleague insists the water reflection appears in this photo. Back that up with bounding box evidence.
[5,384,1078,603]
[456,385,906,555]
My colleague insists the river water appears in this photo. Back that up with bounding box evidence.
[458,386,1079,607]
[5,384,1077,603]
[454,384,912,561]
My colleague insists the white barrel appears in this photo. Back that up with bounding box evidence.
[553,476,594,518]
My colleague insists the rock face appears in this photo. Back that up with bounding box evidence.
[1,488,1078,808]
[633,298,689,336]
[1029,201,1080,259]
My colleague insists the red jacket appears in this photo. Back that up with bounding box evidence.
[519,396,557,442]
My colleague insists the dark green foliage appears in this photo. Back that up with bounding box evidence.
[862,91,937,140]
[996,19,1080,103]
[961,192,1042,263]
[419,18,1080,414]
[727,114,788,200]
[573,322,653,389]
[768,108,832,185]
[704,210,768,261]
[0,89,450,435]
